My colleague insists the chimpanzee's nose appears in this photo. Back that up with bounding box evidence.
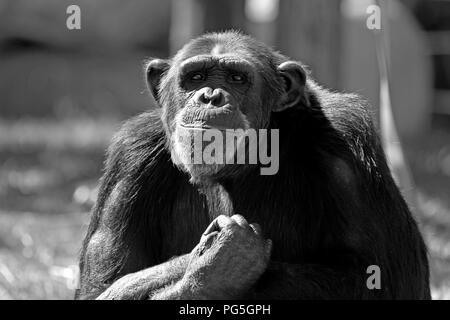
[194,88,226,107]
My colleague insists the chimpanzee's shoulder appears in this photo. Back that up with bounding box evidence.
[308,80,371,116]
[308,80,376,135]
[104,110,170,176]
[114,110,164,143]
[109,111,165,150]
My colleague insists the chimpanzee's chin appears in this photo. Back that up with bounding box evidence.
[185,164,226,184]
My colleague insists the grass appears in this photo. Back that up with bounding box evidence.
[0,211,88,299]
[0,116,449,299]
[0,118,114,299]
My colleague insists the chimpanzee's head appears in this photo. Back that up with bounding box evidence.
[145,31,308,182]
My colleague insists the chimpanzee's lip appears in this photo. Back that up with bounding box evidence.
[180,123,231,130]
[180,105,245,131]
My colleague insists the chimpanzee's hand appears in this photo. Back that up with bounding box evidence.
[180,214,272,299]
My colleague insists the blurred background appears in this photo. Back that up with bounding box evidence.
[0,0,449,299]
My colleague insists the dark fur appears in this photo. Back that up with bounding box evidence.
[77,32,430,299]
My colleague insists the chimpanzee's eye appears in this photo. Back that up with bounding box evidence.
[190,73,205,81]
[229,73,246,84]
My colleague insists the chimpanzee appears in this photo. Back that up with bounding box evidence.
[76,31,430,299]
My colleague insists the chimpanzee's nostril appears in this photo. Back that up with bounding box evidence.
[199,93,209,104]
[195,87,213,104]
[194,88,227,107]
[210,91,224,106]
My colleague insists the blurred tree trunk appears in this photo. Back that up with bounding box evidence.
[170,0,246,54]
[276,0,342,89]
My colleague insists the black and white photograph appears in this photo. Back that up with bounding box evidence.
[0,0,449,305]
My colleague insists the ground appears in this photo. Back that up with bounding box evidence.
[0,116,449,299]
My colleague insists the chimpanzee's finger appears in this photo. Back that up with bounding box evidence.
[198,231,219,255]
[231,214,249,228]
[202,215,233,235]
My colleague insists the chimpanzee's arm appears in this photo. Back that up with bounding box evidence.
[76,112,197,300]
[77,219,191,300]
[95,254,190,300]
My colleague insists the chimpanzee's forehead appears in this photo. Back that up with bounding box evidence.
[174,33,268,64]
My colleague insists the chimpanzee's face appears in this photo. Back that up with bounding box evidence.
[146,32,307,182]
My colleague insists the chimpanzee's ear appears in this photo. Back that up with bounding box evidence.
[146,58,170,104]
[274,61,308,112]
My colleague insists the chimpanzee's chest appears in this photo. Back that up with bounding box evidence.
[159,198,306,264]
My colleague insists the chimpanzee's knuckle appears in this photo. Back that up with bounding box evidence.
[231,214,248,224]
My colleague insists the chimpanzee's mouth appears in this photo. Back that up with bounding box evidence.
[180,106,246,131]
[180,123,229,130]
